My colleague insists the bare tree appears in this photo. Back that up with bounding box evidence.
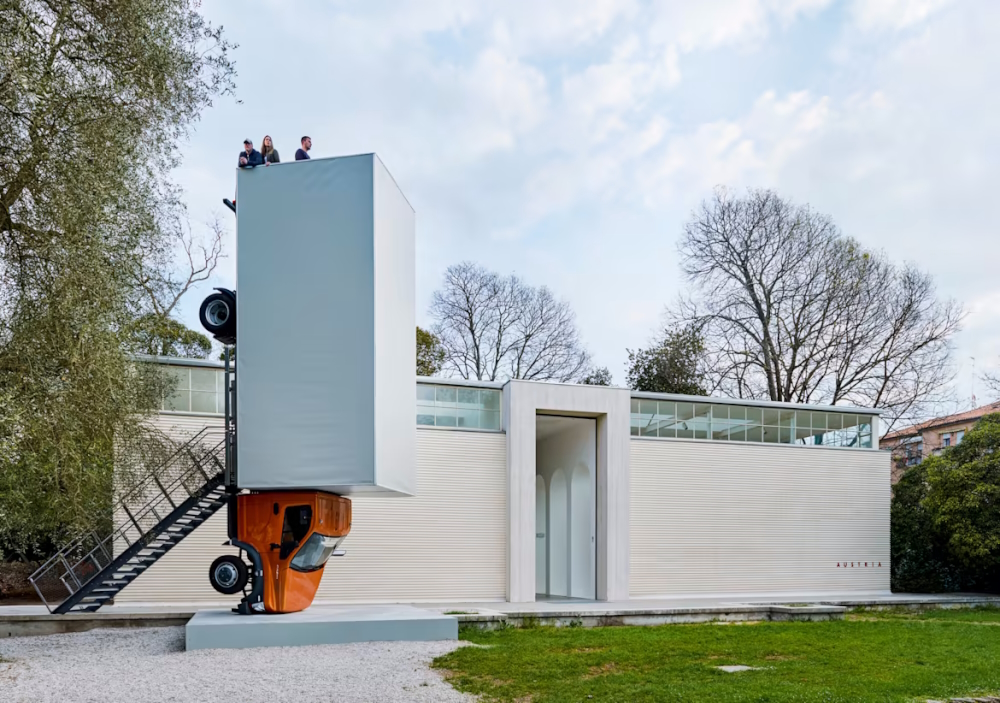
[134,214,226,317]
[430,262,591,382]
[982,370,1000,401]
[673,187,962,432]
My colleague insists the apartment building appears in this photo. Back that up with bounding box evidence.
[880,400,1000,482]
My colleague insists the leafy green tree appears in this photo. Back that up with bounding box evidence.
[132,314,212,359]
[581,367,613,386]
[626,326,707,395]
[922,414,1000,584]
[891,413,1000,592]
[416,326,445,377]
[0,0,235,559]
[890,464,960,593]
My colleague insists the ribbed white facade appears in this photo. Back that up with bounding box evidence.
[120,371,891,606]
[149,412,224,440]
[116,429,507,604]
[629,438,890,598]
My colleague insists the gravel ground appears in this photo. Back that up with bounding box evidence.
[0,627,474,703]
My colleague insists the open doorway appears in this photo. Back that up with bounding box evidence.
[535,415,596,600]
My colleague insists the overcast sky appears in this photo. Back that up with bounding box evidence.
[174,0,999,414]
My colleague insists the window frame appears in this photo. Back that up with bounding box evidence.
[630,396,877,451]
[416,382,504,433]
[160,364,226,416]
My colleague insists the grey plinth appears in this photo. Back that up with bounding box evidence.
[185,605,457,651]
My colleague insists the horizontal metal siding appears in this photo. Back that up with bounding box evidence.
[147,413,224,443]
[116,428,506,604]
[315,430,506,602]
[629,439,890,599]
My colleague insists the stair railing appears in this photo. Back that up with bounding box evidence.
[29,429,227,613]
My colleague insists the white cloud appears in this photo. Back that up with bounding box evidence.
[851,0,958,31]
[645,0,832,53]
[484,0,639,55]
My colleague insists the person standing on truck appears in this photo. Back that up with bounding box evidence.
[224,139,265,212]
[295,136,312,160]
[239,138,263,168]
[261,135,279,165]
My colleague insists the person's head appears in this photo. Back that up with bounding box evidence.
[244,138,253,153]
[261,135,273,155]
[301,136,312,152]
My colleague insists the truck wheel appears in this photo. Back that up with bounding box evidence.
[209,555,248,595]
[200,293,232,333]
[199,291,236,344]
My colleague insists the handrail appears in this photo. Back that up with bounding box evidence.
[39,427,226,569]
[115,427,223,505]
[29,431,227,612]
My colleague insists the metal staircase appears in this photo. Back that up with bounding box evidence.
[29,427,228,614]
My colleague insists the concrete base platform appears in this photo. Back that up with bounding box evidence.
[6,593,1000,639]
[185,605,458,651]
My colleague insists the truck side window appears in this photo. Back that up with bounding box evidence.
[281,505,312,545]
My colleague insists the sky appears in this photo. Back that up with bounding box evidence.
[173,0,1000,416]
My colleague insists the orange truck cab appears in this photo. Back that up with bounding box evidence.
[208,490,351,614]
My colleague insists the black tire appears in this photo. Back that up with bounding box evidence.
[199,291,236,342]
[209,554,248,595]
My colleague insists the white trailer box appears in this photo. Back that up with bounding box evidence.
[235,154,415,495]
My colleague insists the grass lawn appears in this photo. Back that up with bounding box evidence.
[434,606,1000,702]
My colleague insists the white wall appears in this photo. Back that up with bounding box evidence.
[630,438,890,599]
[372,155,417,496]
[116,429,506,604]
[548,469,569,595]
[571,464,593,598]
[148,413,224,442]
[536,418,596,599]
[535,476,546,594]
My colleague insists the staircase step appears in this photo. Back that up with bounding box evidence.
[146,540,177,548]
[191,505,223,514]
[50,467,227,615]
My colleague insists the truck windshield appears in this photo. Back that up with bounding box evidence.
[289,533,341,572]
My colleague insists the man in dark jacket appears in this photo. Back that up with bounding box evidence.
[224,139,263,212]
[295,136,312,160]
[238,138,263,168]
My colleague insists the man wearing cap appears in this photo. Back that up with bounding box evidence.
[223,139,265,212]
[238,138,263,168]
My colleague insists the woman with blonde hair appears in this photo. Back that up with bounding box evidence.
[261,135,280,165]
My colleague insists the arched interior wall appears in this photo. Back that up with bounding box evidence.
[536,417,596,599]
